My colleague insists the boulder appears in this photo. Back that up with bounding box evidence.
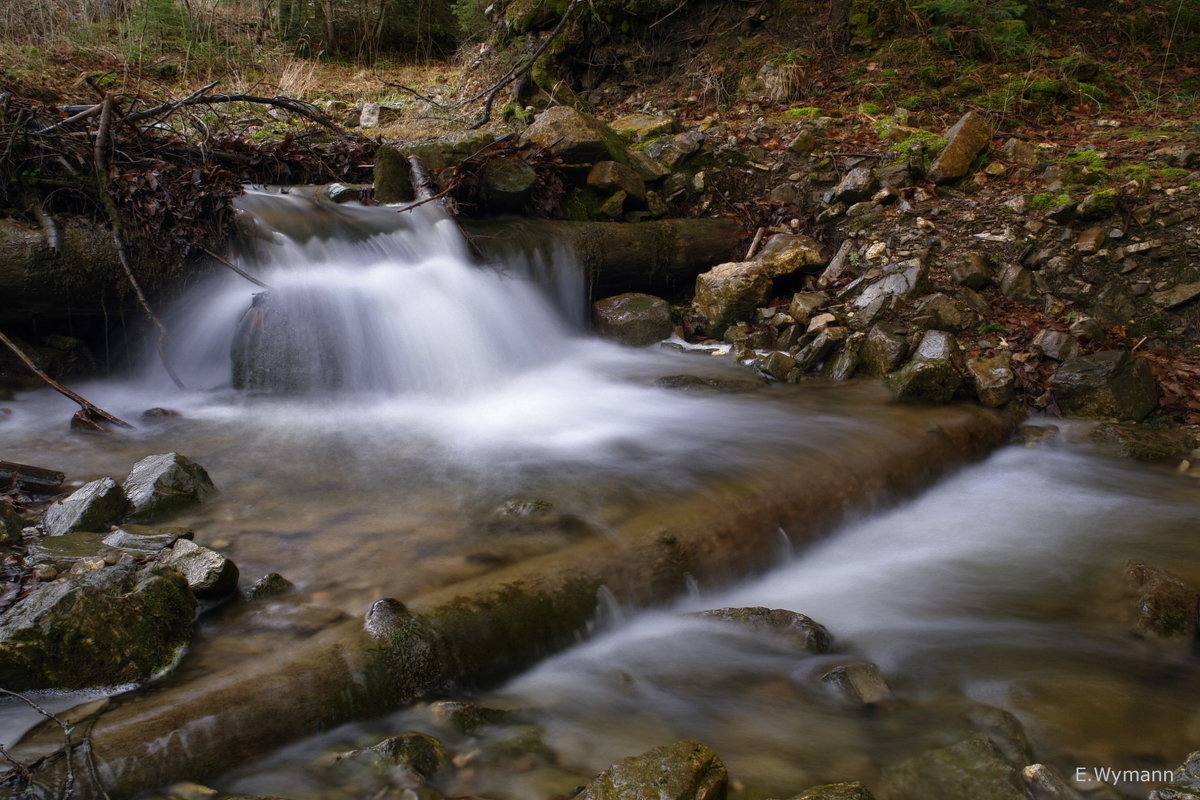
[160,538,239,599]
[912,293,966,331]
[1151,751,1200,800]
[966,354,1015,408]
[123,452,215,522]
[577,739,727,800]
[611,113,679,142]
[409,130,496,171]
[881,736,1029,800]
[41,477,129,536]
[824,349,859,382]
[693,262,772,338]
[886,331,965,403]
[699,607,833,654]
[859,325,908,376]
[481,156,538,212]
[1124,561,1199,645]
[588,161,647,205]
[928,111,993,184]
[519,107,629,165]
[789,782,876,800]
[0,562,195,690]
[758,235,826,278]
[593,293,673,347]
[1050,350,1158,421]
[821,662,894,706]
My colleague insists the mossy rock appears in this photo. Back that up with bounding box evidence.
[578,739,727,800]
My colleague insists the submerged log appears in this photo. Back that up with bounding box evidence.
[460,217,741,298]
[0,461,65,494]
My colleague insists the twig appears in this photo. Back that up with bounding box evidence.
[122,86,349,138]
[466,0,583,130]
[198,246,271,289]
[0,689,74,800]
[94,94,187,391]
[382,82,446,109]
[35,103,103,135]
[396,185,455,213]
[0,329,132,429]
[745,226,766,259]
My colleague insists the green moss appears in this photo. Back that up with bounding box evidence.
[1028,192,1072,210]
[1122,163,1153,181]
[858,101,884,115]
[1067,149,1106,170]
[783,106,823,120]
[1156,167,1190,180]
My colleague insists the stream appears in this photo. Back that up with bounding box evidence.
[2,190,1198,799]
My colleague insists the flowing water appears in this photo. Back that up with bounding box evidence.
[3,190,1199,799]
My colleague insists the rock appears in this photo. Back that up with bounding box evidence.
[757,235,826,278]
[325,183,362,204]
[912,293,965,331]
[928,111,994,184]
[793,327,848,373]
[646,131,704,170]
[27,531,109,568]
[1022,763,1085,800]
[1068,316,1106,345]
[245,572,294,600]
[859,325,909,376]
[480,156,538,212]
[335,731,451,779]
[966,354,1015,407]
[409,130,496,171]
[0,562,195,690]
[588,161,647,205]
[41,477,129,536]
[1050,350,1158,421]
[1124,561,1199,645]
[1032,329,1080,362]
[788,130,820,156]
[951,253,994,290]
[997,263,1035,300]
[358,102,381,128]
[823,167,878,205]
[577,739,727,800]
[593,293,673,346]
[628,150,671,182]
[693,262,772,338]
[429,700,512,734]
[611,113,679,142]
[160,539,239,599]
[598,190,628,219]
[0,501,22,544]
[1091,422,1196,461]
[519,106,629,165]
[853,260,928,309]
[1002,138,1038,165]
[1152,281,1200,310]
[789,782,876,800]
[886,330,964,403]
[760,351,798,382]
[102,524,193,556]
[699,607,833,654]
[1076,226,1107,254]
[821,662,894,706]
[824,349,859,381]
[123,452,215,522]
[882,736,1029,800]
[1076,188,1119,221]
[1151,751,1200,799]
[789,292,827,326]
[373,146,414,204]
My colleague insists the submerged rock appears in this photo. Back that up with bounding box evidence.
[789,782,877,800]
[41,477,128,536]
[124,452,215,522]
[428,699,512,734]
[881,735,1029,800]
[593,293,673,346]
[821,662,894,706]
[578,739,727,800]
[1050,350,1158,421]
[699,607,833,654]
[0,562,195,690]
[1151,751,1200,799]
[334,731,451,780]
[1124,561,1199,645]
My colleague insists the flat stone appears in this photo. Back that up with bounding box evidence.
[758,234,826,277]
[928,111,993,184]
[102,525,194,556]
[42,477,129,537]
[821,662,894,706]
[610,113,679,142]
[1153,281,1200,310]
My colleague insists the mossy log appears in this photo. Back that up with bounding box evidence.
[461,217,741,298]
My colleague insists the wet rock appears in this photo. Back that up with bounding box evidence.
[881,735,1029,800]
[699,607,833,654]
[694,262,772,338]
[373,146,415,204]
[0,562,195,690]
[588,161,647,206]
[160,539,239,599]
[1,501,25,544]
[244,571,295,600]
[823,167,878,205]
[520,107,629,165]
[481,156,538,212]
[966,354,1015,408]
[325,183,362,204]
[789,782,876,800]
[821,662,894,706]
[409,130,495,171]
[485,497,591,537]
[42,477,129,536]
[577,739,727,800]
[951,253,994,290]
[335,731,451,779]
[593,293,673,346]
[245,602,347,637]
[859,325,908,376]
[1124,561,1199,645]
[1031,330,1080,362]
[27,531,109,568]
[1050,350,1158,421]
[760,351,798,382]
[912,293,965,331]
[124,452,215,522]
[758,235,826,278]
[853,260,928,310]
[789,292,827,326]
[1091,422,1196,461]
[103,524,193,556]
[611,113,679,142]
[1151,751,1200,800]
[654,375,765,393]
[1023,763,1085,800]
[824,348,859,382]
[365,597,415,639]
[793,327,848,374]
[886,331,964,403]
[429,700,512,734]
[928,111,993,184]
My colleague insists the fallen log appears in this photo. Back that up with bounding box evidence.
[0,461,65,493]
[460,217,741,298]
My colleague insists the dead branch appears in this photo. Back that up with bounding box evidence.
[198,246,271,289]
[465,0,583,129]
[0,461,65,493]
[122,86,349,138]
[745,226,766,259]
[0,330,133,429]
[382,82,447,110]
[34,103,102,135]
[93,94,187,392]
